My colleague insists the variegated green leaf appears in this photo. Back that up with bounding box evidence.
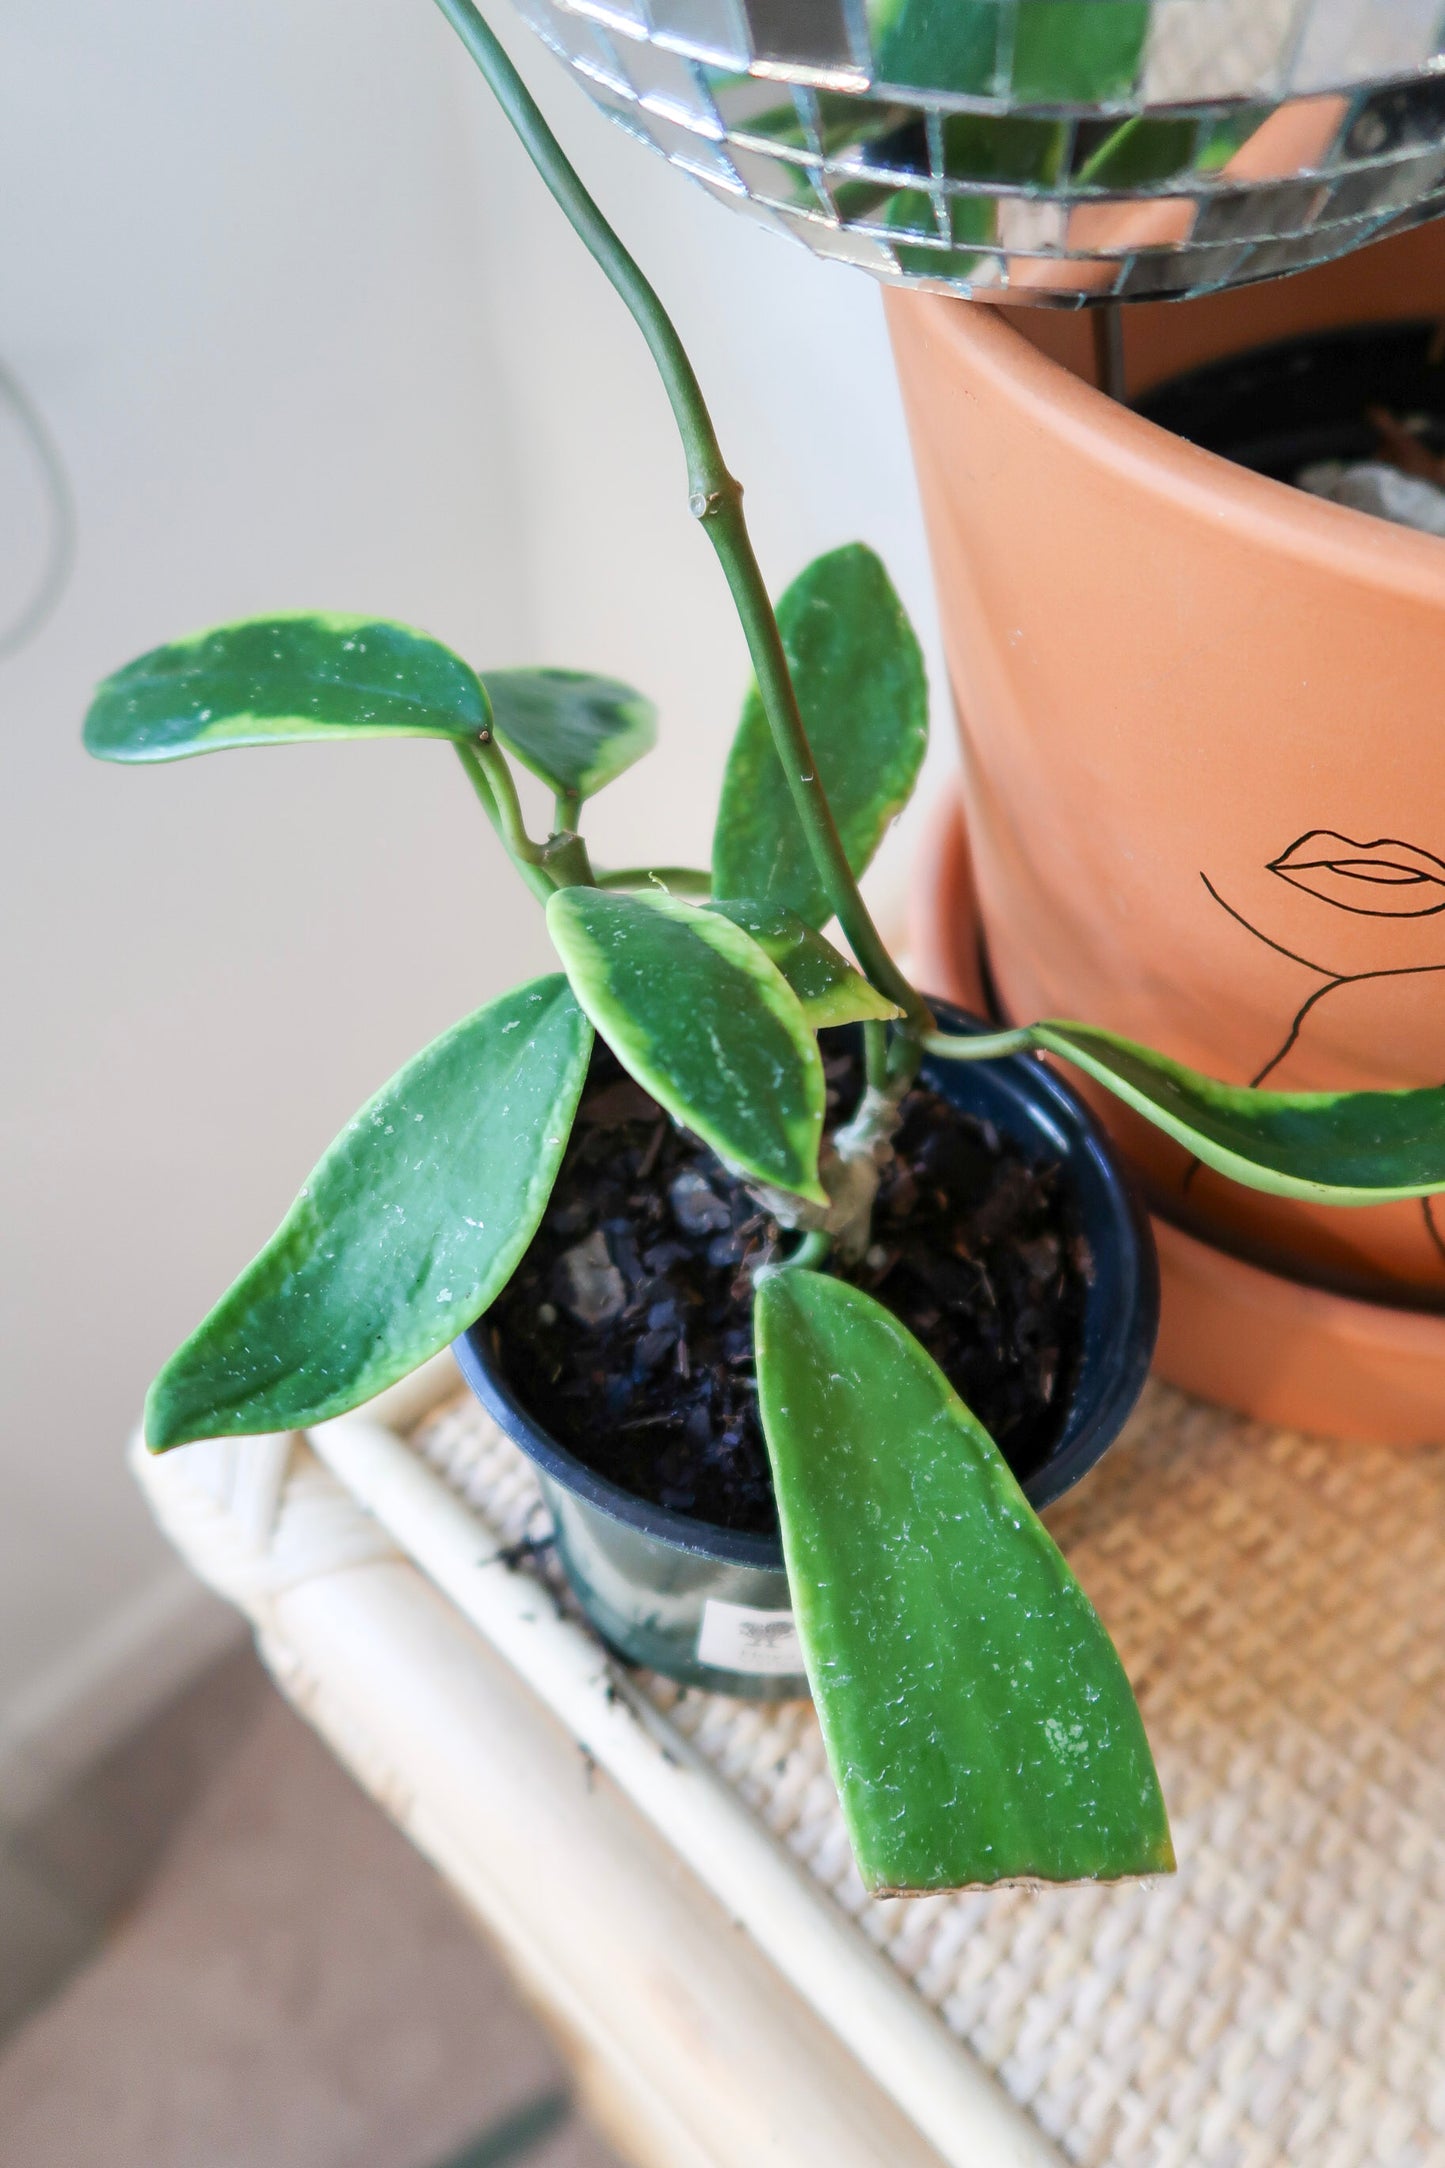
[712,544,927,930]
[484,668,657,803]
[707,900,901,1028]
[546,887,827,1202]
[755,1270,1173,1893]
[84,614,489,762]
[1033,1022,1445,1205]
[145,977,591,1450]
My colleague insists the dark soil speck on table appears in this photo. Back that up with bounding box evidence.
[486,1040,1090,1536]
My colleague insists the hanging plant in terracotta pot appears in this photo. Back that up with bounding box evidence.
[86,4,1445,1896]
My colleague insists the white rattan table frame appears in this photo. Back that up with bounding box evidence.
[134,1354,1445,2168]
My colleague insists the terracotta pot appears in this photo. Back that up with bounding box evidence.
[888,221,1445,1444]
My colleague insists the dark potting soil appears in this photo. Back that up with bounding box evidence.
[486,1040,1091,1537]
[1132,318,1445,481]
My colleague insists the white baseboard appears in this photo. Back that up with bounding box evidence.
[0,1568,246,1824]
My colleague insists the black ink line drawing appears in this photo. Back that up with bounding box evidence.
[1268,831,1445,919]
[1204,874,1445,1082]
[1424,1195,1445,1270]
[1197,867,1445,1276]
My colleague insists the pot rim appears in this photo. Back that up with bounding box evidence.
[456,995,1158,1569]
[893,286,1445,608]
[454,1323,787,1570]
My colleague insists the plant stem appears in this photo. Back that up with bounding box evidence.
[863,1019,890,1095]
[453,741,555,903]
[433,0,927,1036]
[753,1224,832,1283]
[887,1027,925,1090]
[540,830,597,888]
[553,788,581,833]
[474,732,547,864]
[923,1026,1034,1062]
[783,1228,832,1272]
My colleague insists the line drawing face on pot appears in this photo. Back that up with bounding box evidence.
[1201,836,1445,1273]
[1268,832,1445,919]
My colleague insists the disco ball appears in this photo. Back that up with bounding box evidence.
[511,0,1445,304]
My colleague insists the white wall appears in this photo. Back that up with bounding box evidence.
[440,5,950,880]
[0,0,946,1789]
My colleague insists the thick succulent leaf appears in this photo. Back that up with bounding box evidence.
[712,544,928,929]
[707,900,901,1028]
[145,978,592,1449]
[547,887,826,1203]
[84,614,490,763]
[484,668,657,803]
[1034,1022,1445,1205]
[754,1271,1173,1894]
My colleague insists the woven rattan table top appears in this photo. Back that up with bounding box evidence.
[410,1379,1445,2168]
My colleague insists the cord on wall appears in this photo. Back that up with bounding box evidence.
[0,354,75,663]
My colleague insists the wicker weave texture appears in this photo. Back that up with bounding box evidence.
[412,1381,1445,2167]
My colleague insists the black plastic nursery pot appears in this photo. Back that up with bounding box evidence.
[454,999,1159,1701]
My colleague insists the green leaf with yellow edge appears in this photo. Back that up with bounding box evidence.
[707,900,901,1028]
[1033,1022,1445,1205]
[84,614,490,762]
[754,1270,1173,1894]
[145,977,592,1450]
[546,887,827,1203]
[484,668,657,804]
[712,544,927,930]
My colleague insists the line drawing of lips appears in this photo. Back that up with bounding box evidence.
[1267,831,1445,917]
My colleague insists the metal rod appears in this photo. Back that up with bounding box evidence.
[1092,302,1127,403]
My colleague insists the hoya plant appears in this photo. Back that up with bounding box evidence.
[86,2,1445,1896]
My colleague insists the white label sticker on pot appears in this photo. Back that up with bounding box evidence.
[697,1598,803,1676]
